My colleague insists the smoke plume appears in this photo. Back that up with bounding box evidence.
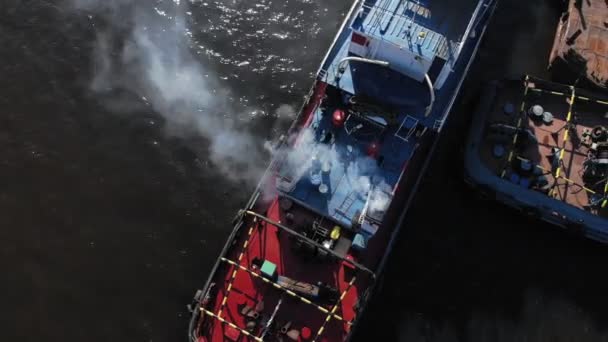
[269,125,392,214]
[69,0,269,183]
[68,0,393,210]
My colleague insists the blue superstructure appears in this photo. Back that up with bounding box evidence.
[276,0,496,235]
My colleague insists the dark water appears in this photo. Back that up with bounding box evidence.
[2,0,608,341]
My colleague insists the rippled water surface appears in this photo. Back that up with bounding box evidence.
[2,0,608,341]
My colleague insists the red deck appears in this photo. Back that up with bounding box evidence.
[203,200,365,342]
[190,71,418,341]
[190,78,402,342]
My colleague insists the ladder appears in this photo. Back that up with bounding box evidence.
[312,220,329,240]
[318,69,327,81]
[433,118,444,131]
[333,191,357,219]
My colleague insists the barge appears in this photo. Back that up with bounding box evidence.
[464,76,608,242]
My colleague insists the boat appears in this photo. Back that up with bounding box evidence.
[464,0,608,243]
[548,0,608,90]
[464,75,608,243]
[188,0,497,341]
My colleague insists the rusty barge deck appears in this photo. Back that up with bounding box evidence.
[549,0,608,90]
[465,76,608,242]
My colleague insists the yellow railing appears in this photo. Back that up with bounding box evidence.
[500,76,531,178]
[549,86,576,198]
[200,308,264,342]
[312,276,357,342]
[221,257,353,325]
[218,224,256,317]
[514,156,596,195]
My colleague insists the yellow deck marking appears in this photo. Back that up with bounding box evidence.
[221,258,351,324]
[549,87,576,197]
[218,224,256,316]
[312,276,358,342]
[500,77,530,178]
[200,309,264,341]
[505,79,608,206]
[517,156,596,195]
[529,86,608,107]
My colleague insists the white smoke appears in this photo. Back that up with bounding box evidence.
[271,123,392,213]
[69,0,270,183]
[369,187,391,213]
[274,104,297,121]
[68,0,394,205]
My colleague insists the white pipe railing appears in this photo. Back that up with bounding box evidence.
[336,56,390,77]
[424,73,435,117]
[337,57,435,118]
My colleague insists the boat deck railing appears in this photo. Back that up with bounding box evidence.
[514,155,597,196]
[218,257,353,324]
[497,78,533,179]
[360,0,431,32]
[200,262,357,342]
[242,210,376,277]
[523,82,608,207]
[545,86,576,198]
[358,0,449,58]
[197,208,376,341]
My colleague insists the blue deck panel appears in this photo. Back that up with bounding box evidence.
[353,0,480,43]
[282,106,415,229]
[353,0,451,60]
[320,0,480,80]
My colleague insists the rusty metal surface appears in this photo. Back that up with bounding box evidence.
[549,0,608,89]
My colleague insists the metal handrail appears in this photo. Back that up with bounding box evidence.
[311,275,358,342]
[199,308,264,342]
[220,257,352,324]
[360,1,431,26]
[242,210,376,278]
[335,56,390,80]
[424,73,435,117]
